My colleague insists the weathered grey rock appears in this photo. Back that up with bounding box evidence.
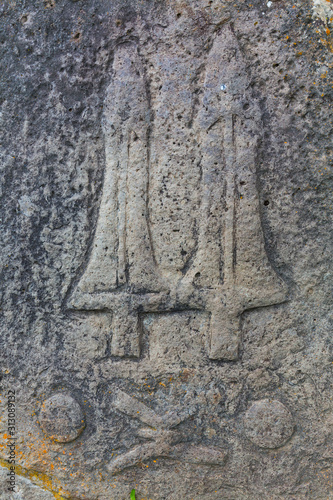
[0,0,332,498]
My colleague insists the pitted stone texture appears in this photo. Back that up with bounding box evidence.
[39,394,85,443]
[243,399,295,449]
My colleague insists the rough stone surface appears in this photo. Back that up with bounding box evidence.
[0,0,332,499]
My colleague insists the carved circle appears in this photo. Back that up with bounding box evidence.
[39,394,85,443]
[243,399,294,449]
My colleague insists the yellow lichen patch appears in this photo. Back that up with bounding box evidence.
[312,0,333,52]
[16,434,53,471]
[0,458,70,499]
[320,35,333,52]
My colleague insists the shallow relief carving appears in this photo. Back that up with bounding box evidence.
[243,399,295,449]
[107,389,227,474]
[1,0,327,493]
[34,389,296,476]
[39,394,85,443]
[67,28,288,361]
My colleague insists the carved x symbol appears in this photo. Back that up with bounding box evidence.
[108,390,227,475]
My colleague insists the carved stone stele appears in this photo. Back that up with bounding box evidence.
[1,1,330,498]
